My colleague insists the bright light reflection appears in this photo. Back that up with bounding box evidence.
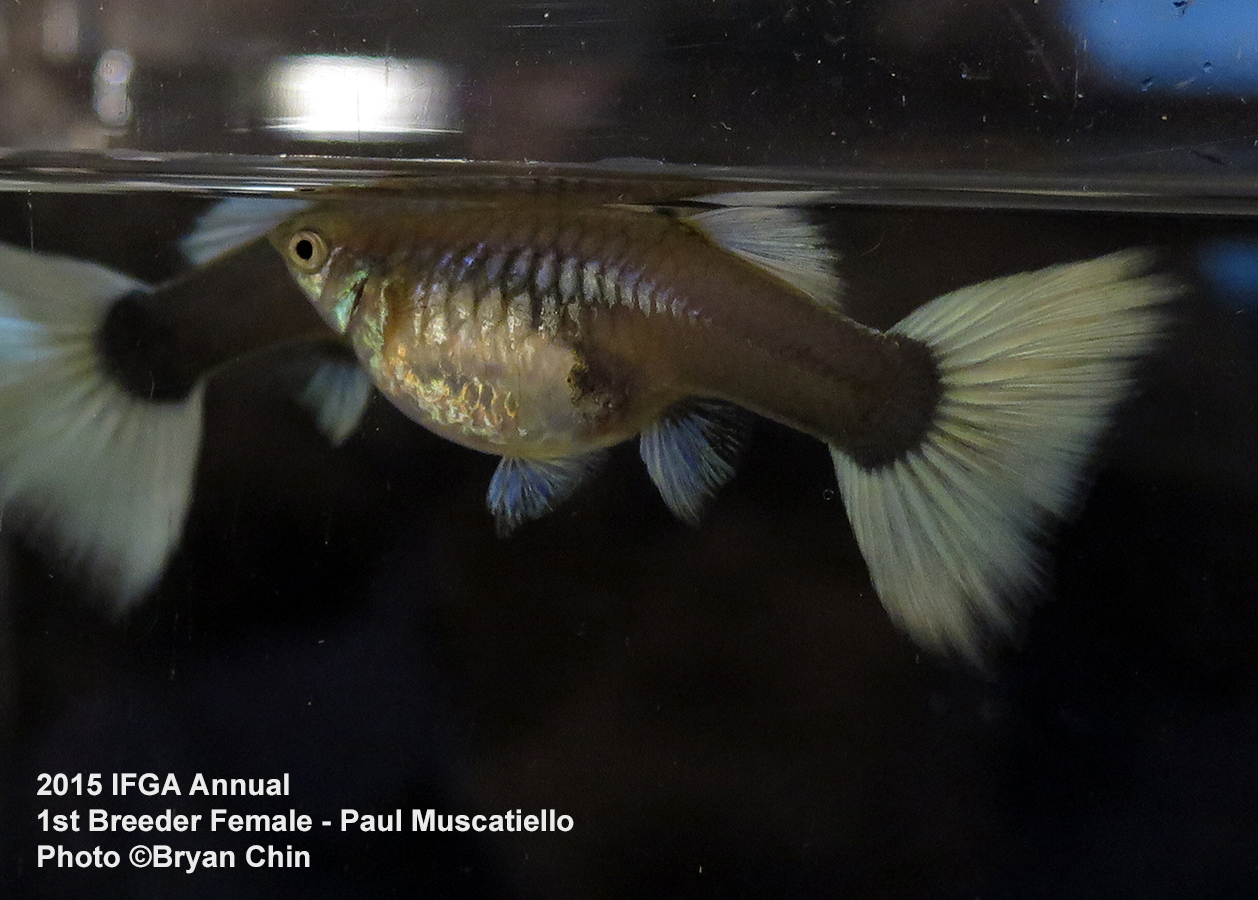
[93,49,135,128]
[266,55,458,140]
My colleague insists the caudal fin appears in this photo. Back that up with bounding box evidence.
[830,250,1179,660]
[0,243,203,609]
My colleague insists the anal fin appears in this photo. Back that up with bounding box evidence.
[487,452,609,537]
[639,399,751,525]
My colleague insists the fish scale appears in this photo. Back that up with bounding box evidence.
[394,233,667,348]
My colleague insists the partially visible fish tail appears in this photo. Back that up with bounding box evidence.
[829,250,1181,661]
[0,243,203,609]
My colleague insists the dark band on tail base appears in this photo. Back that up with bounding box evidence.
[841,336,943,470]
[96,290,200,403]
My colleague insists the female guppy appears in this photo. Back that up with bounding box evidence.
[260,196,1175,659]
[0,193,1177,660]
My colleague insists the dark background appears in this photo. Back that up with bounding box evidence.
[1,192,1256,899]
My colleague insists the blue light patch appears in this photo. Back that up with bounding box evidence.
[1198,239,1258,312]
[1064,0,1258,95]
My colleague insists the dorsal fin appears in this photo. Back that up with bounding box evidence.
[487,452,609,537]
[684,206,842,310]
[692,189,840,208]
[181,198,311,265]
[639,399,751,525]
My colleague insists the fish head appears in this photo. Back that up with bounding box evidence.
[269,207,370,335]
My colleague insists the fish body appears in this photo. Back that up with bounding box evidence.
[272,199,930,467]
[264,194,1179,660]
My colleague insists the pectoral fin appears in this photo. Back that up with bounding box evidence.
[298,358,374,446]
[488,452,610,537]
[639,399,751,525]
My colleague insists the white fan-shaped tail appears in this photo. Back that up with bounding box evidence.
[830,250,1179,659]
[0,243,203,608]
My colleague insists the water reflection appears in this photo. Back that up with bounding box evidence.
[92,49,134,129]
[265,55,458,141]
[40,0,81,62]
[0,0,1253,169]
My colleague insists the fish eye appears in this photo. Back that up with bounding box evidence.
[287,230,329,272]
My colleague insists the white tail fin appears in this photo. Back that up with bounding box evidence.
[830,250,1179,660]
[0,243,203,609]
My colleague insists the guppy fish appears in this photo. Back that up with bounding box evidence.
[251,195,1176,658]
[0,192,1178,660]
